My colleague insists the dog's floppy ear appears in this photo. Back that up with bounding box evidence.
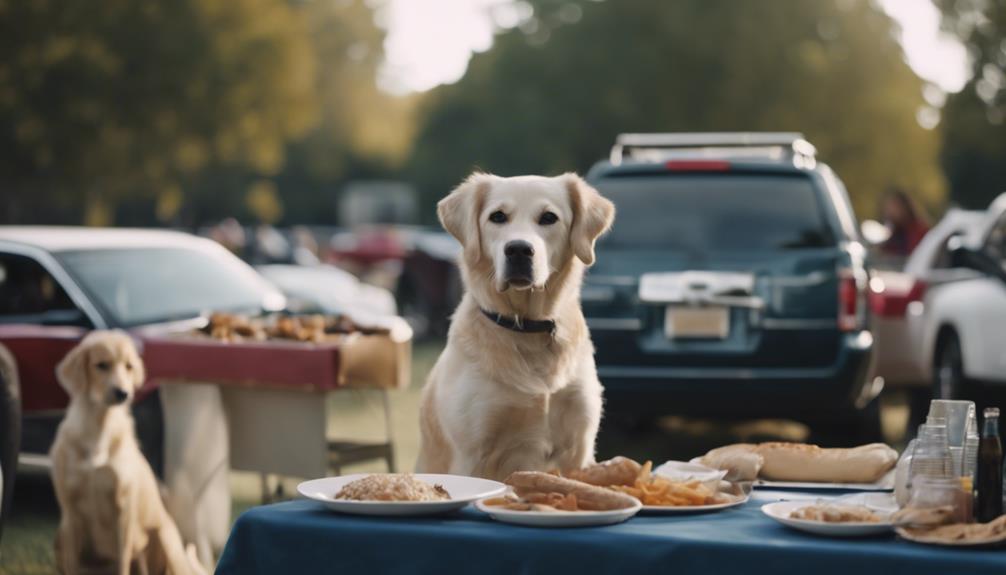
[56,339,90,397]
[566,173,615,265]
[438,173,490,264]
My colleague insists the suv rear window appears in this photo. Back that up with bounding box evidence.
[594,173,835,251]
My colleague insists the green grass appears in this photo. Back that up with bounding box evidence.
[0,341,442,574]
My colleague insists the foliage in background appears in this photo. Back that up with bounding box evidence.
[409,0,946,219]
[0,0,418,226]
[266,0,420,226]
[0,0,318,225]
[0,0,971,225]
[937,0,1006,208]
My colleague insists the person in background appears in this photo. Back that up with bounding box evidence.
[879,187,930,257]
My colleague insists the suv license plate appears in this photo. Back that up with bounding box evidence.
[665,306,729,339]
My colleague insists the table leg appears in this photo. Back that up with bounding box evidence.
[382,389,396,473]
[160,382,230,569]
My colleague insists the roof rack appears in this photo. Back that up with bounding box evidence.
[609,132,816,166]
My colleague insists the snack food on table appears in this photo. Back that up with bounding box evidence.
[890,505,958,529]
[897,514,1006,545]
[564,458,738,507]
[698,442,898,483]
[502,471,640,511]
[334,474,450,502]
[566,456,642,487]
[789,504,882,523]
[197,312,389,343]
[696,445,764,482]
[206,312,268,342]
[607,460,732,507]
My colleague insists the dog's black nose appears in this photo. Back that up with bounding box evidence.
[504,241,534,259]
[111,387,129,404]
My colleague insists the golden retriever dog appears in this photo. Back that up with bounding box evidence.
[417,172,615,480]
[50,331,205,575]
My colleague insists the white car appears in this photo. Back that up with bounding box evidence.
[920,193,1006,400]
[255,264,411,341]
[871,209,984,392]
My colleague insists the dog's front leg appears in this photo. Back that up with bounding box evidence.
[116,486,136,575]
[54,518,81,575]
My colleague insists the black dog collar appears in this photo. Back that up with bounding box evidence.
[480,309,556,335]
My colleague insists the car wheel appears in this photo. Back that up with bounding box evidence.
[933,331,968,401]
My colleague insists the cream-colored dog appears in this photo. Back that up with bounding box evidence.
[417,172,615,480]
[50,331,205,575]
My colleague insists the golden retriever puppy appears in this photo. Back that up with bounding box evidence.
[417,173,615,480]
[50,331,205,575]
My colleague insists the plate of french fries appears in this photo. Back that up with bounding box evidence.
[602,459,749,513]
[477,457,748,524]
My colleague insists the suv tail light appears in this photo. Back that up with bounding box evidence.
[838,268,867,331]
[869,277,926,317]
[664,160,731,172]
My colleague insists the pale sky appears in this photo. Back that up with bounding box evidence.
[878,0,969,93]
[378,0,970,96]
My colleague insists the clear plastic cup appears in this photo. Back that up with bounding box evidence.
[928,399,977,447]
[907,475,970,524]
[911,421,953,480]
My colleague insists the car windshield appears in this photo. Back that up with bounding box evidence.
[58,247,273,327]
[594,173,835,251]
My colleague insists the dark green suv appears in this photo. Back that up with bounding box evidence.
[585,133,880,442]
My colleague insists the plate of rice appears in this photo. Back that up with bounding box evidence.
[298,473,506,516]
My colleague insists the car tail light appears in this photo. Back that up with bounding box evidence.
[838,269,866,331]
[869,278,926,317]
[664,160,731,172]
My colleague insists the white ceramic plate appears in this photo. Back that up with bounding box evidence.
[640,493,749,514]
[298,474,506,516]
[475,498,642,527]
[687,457,896,491]
[896,527,1006,548]
[753,469,896,491]
[761,501,893,537]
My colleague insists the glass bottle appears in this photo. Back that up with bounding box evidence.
[976,407,1003,523]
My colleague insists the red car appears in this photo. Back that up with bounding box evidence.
[0,227,285,484]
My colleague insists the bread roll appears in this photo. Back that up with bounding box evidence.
[697,444,764,482]
[566,456,642,487]
[698,442,898,483]
[755,442,897,483]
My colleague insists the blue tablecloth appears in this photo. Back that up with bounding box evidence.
[216,497,1006,575]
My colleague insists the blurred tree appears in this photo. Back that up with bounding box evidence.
[0,0,318,225]
[936,0,1006,208]
[267,0,420,225]
[410,0,945,219]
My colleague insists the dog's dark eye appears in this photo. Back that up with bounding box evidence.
[96,361,111,371]
[488,210,507,224]
[538,211,558,225]
[125,363,133,371]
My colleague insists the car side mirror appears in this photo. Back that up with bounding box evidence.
[948,239,1006,284]
[860,220,891,246]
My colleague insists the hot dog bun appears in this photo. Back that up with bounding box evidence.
[504,471,639,510]
[697,444,764,482]
[755,442,897,483]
